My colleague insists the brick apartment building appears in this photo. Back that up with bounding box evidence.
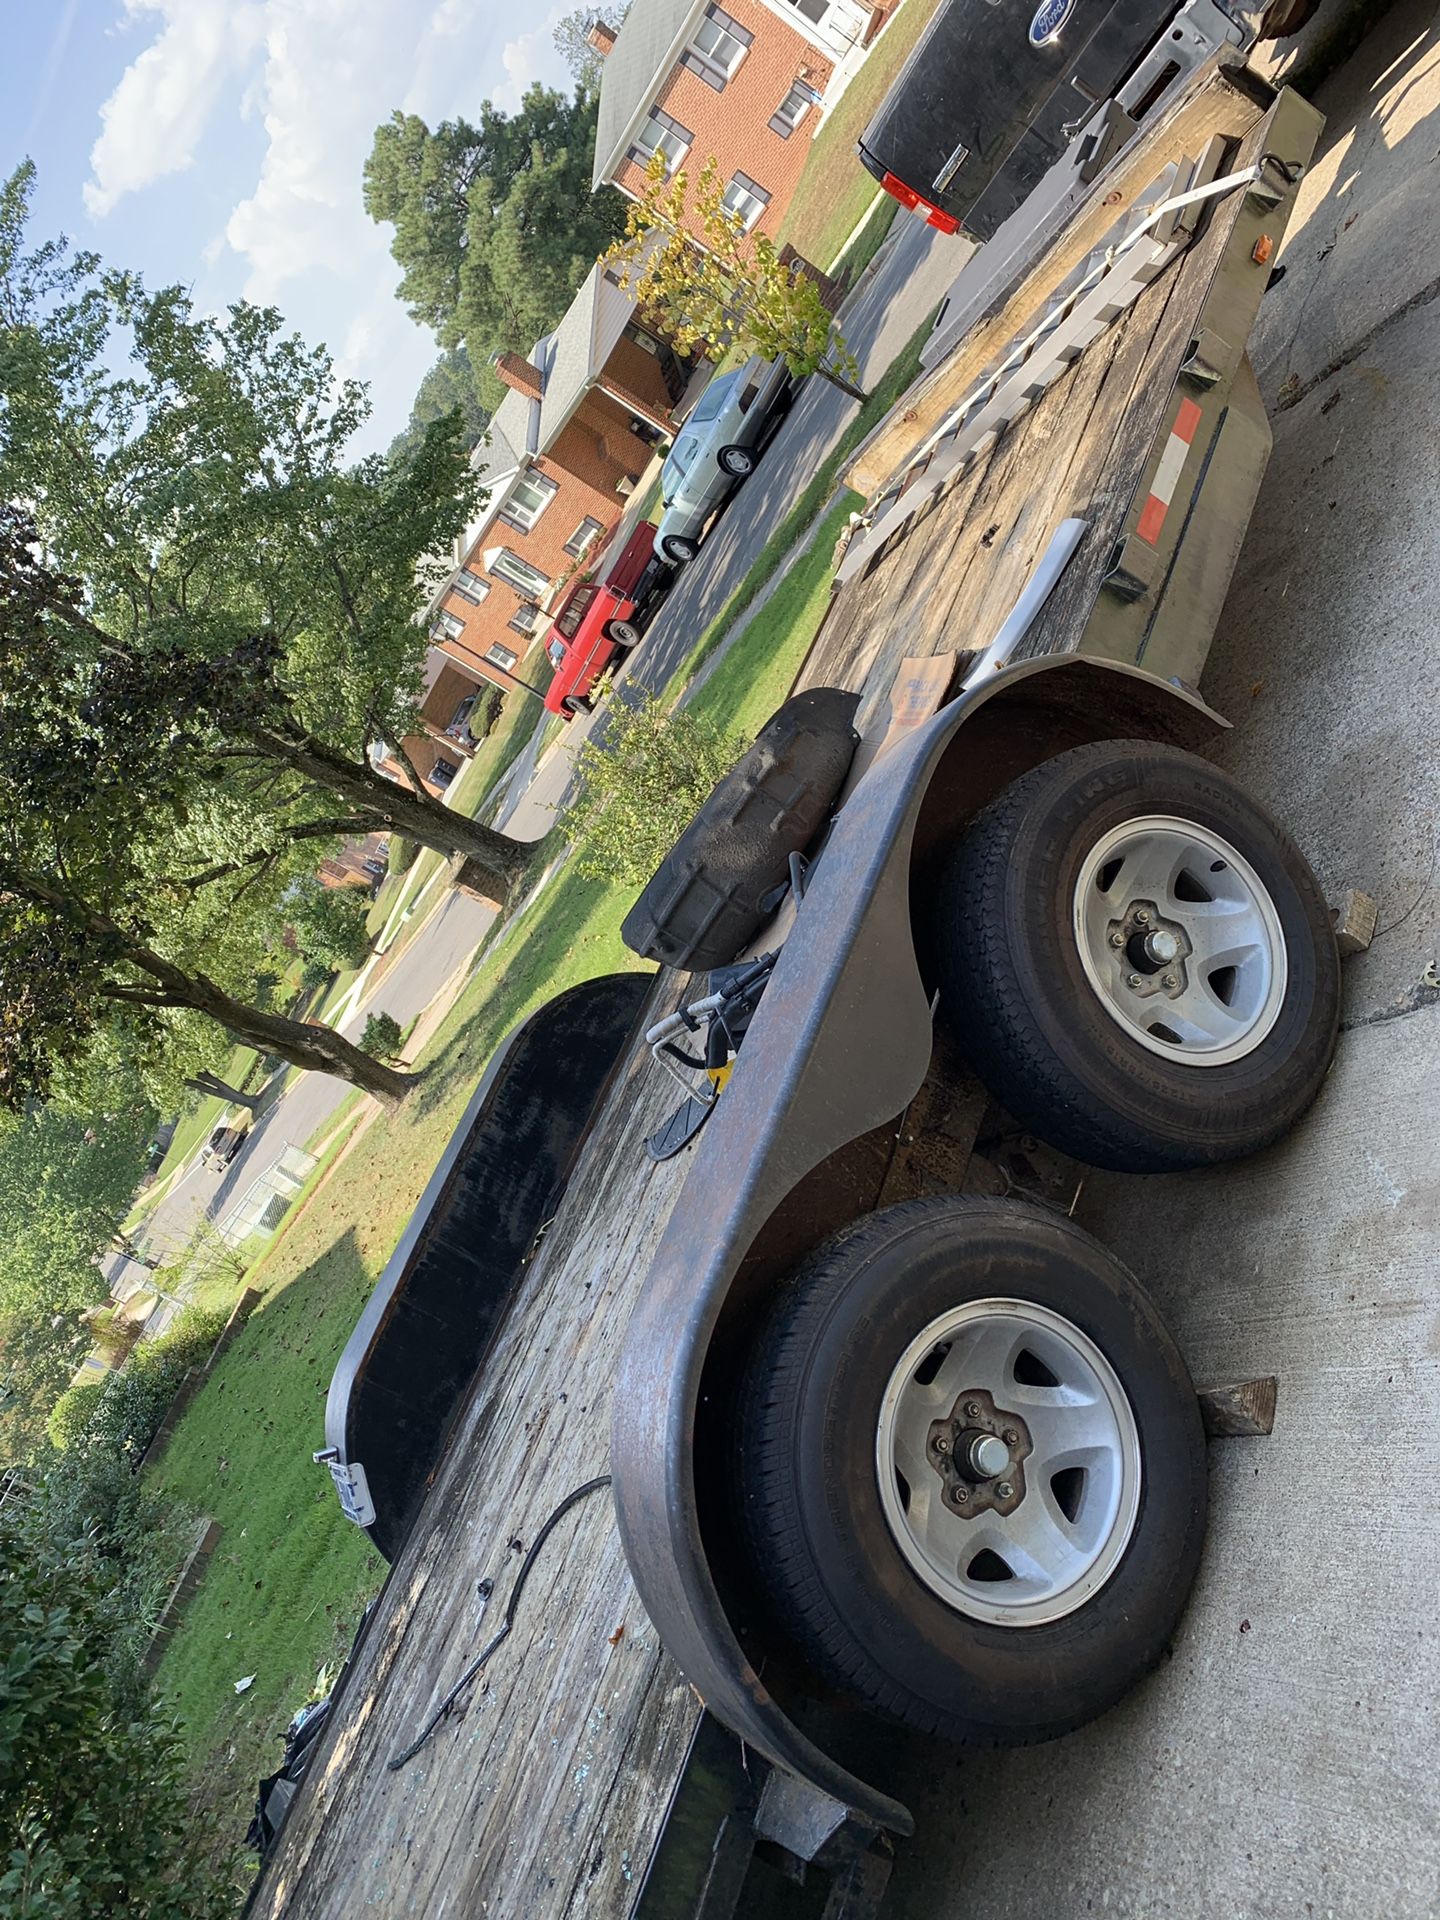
[590,0,882,249]
[419,261,701,703]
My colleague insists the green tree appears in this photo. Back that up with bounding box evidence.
[566,691,744,885]
[0,1307,88,1467]
[0,511,424,1110]
[387,346,491,467]
[605,155,865,397]
[0,1103,154,1318]
[288,876,374,972]
[363,88,625,404]
[0,164,543,911]
[552,4,631,89]
[359,1011,405,1061]
[0,1511,233,1916]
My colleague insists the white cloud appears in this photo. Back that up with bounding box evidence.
[84,0,265,217]
[79,0,579,448]
[492,4,572,114]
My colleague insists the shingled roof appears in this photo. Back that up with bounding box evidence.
[592,0,705,188]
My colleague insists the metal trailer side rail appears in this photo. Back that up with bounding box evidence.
[610,655,1227,1839]
[611,83,1323,1840]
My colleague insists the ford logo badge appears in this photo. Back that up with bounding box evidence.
[1028,0,1077,44]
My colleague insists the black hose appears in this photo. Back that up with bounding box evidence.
[387,1475,613,1771]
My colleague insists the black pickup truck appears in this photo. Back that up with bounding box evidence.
[857,0,1313,235]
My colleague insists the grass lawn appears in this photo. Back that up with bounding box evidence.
[678,302,937,691]
[829,193,898,287]
[687,489,861,736]
[776,0,945,270]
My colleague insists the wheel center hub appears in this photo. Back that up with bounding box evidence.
[1109,900,1192,1000]
[928,1387,1032,1518]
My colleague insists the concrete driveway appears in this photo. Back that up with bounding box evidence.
[883,5,1440,1915]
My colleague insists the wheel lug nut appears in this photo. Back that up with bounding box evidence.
[964,1402,981,1419]
[1134,909,1150,926]
[1108,930,1125,949]
[934,1436,950,1454]
[1161,972,1178,988]
[1002,1428,1018,1445]
[1126,973,1142,988]
[996,1482,1014,1500]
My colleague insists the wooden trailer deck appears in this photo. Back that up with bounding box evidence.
[248,989,706,1920]
[249,68,1317,1920]
[800,68,1298,720]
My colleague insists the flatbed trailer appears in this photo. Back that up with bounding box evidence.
[250,61,1339,1920]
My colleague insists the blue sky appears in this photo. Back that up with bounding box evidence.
[2,0,578,454]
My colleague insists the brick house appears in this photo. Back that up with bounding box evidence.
[590,0,882,249]
[421,262,701,701]
[372,648,497,798]
[317,830,391,892]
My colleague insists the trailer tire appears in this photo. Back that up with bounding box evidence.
[934,741,1339,1173]
[734,1197,1205,1746]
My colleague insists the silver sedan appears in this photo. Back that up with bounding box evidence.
[654,357,794,566]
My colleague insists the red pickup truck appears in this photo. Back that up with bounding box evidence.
[542,521,660,719]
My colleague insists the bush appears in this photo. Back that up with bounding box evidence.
[0,1514,236,1917]
[301,954,335,993]
[48,1304,230,1463]
[288,876,372,971]
[387,833,418,876]
[88,1304,142,1368]
[566,691,744,886]
[469,687,504,741]
[47,1378,107,1453]
[359,1011,404,1061]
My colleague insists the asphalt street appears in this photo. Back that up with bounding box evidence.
[114,886,492,1288]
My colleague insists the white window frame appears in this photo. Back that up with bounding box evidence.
[769,84,814,139]
[683,5,752,88]
[564,516,606,559]
[484,641,520,671]
[452,568,490,604]
[499,469,558,534]
[722,171,771,233]
[431,608,466,641]
[488,547,551,601]
[507,605,546,637]
[632,108,692,177]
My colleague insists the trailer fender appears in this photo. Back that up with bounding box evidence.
[611,655,1225,1830]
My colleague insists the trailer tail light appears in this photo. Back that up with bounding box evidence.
[879,170,960,235]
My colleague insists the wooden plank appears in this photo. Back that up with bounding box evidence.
[249,979,708,1920]
[847,59,1271,499]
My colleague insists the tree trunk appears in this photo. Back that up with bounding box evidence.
[107,941,417,1107]
[170,975,416,1107]
[816,363,868,401]
[252,725,535,906]
[186,1071,260,1109]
